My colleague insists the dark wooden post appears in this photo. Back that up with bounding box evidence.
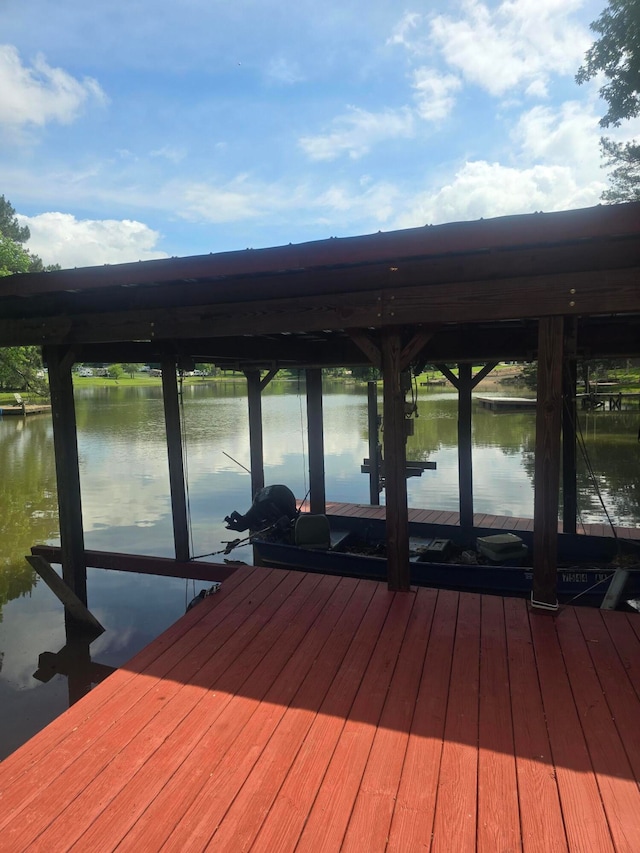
[562,321,578,535]
[382,328,410,591]
[161,357,190,562]
[367,381,381,505]
[43,345,87,608]
[245,370,265,498]
[305,368,326,515]
[458,363,474,542]
[532,316,564,610]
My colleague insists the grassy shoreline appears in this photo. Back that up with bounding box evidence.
[2,364,639,406]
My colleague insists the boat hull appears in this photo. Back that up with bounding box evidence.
[253,514,640,605]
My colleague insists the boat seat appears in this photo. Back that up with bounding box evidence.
[294,514,331,550]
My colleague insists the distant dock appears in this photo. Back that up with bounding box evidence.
[0,403,51,417]
[476,396,537,412]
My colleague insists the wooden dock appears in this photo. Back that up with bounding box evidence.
[476,395,537,411]
[0,403,51,416]
[325,500,639,540]
[1,564,640,851]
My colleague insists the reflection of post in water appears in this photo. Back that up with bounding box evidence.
[33,621,115,707]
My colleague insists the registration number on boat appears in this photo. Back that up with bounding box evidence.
[560,572,610,584]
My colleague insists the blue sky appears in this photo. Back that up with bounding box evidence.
[1,0,638,269]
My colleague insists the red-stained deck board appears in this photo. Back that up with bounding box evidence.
[2,569,309,852]
[294,592,418,852]
[250,582,396,852]
[157,574,364,851]
[530,609,616,852]
[198,578,379,852]
[44,570,323,853]
[476,595,521,853]
[0,566,270,831]
[556,608,640,853]
[386,589,459,851]
[504,597,567,852]
[430,593,481,853]
[340,587,438,852]
[109,572,346,853]
[2,568,640,852]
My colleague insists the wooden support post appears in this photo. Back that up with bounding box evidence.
[436,361,496,544]
[161,356,190,562]
[562,321,578,535]
[306,368,326,515]
[43,345,88,609]
[367,381,381,505]
[382,328,410,591]
[532,316,564,611]
[245,370,265,498]
[458,363,474,543]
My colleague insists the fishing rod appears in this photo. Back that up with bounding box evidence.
[222,451,251,474]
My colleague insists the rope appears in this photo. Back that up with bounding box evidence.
[564,365,618,542]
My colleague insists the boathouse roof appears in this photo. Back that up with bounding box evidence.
[0,201,639,367]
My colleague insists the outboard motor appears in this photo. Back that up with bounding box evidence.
[224,484,298,532]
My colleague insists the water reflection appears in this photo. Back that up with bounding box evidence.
[0,381,639,759]
[34,622,115,708]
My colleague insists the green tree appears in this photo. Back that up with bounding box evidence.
[599,137,640,202]
[577,0,640,202]
[0,196,55,396]
[0,234,32,276]
[576,0,640,128]
[108,363,124,380]
[122,363,141,378]
[0,195,30,244]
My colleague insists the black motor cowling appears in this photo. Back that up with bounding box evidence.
[224,484,298,532]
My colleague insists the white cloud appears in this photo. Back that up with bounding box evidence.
[0,44,106,130]
[389,1,589,100]
[392,160,604,230]
[387,12,423,49]
[412,68,461,122]
[299,106,414,161]
[429,0,589,98]
[512,101,603,175]
[17,212,167,268]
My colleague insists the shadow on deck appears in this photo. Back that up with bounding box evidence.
[1,565,639,851]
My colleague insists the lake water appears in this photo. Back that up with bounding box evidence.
[1,380,639,758]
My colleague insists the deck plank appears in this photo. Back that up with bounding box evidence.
[104,572,343,853]
[294,592,416,852]
[340,588,438,852]
[157,574,369,852]
[3,570,309,851]
[557,608,640,853]
[0,566,269,832]
[1,567,640,852]
[503,598,567,852]
[477,595,521,852]
[386,590,459,851]
[431,593,481,853]
[250,583,395,852]
[530,610,615,852]
[201,578,379,852]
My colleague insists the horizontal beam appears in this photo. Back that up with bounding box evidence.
[31,545,241,582]
[2,266,640,348]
